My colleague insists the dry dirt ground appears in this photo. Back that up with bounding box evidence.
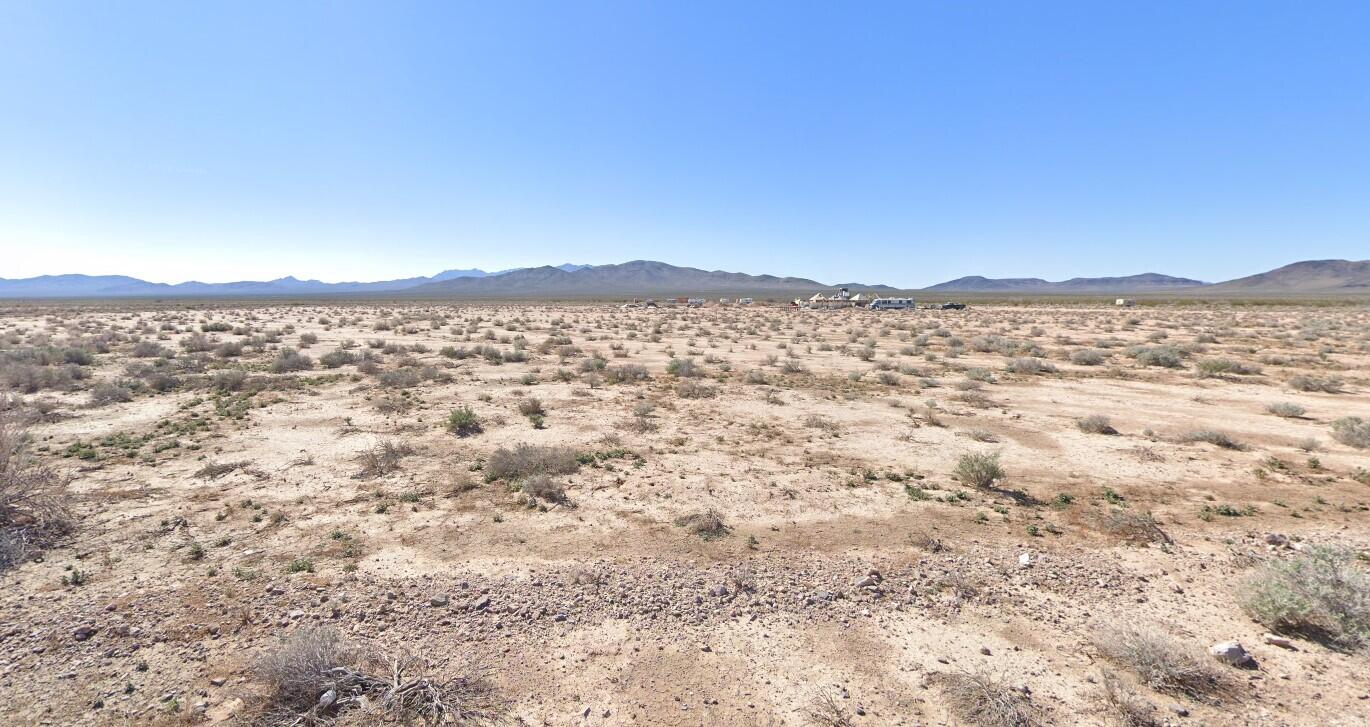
[1,301,1368,726]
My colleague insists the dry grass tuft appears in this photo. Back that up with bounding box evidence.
[932,670,1039,727]
[1,410,71,571]
[255,627,503,726]
[1096,670,1161,727]
[1093,622,1235,702]
[356,440,414,479]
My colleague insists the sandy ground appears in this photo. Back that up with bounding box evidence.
[0,301,1367,726]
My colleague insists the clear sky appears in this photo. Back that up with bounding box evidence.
[2,2,1367,287]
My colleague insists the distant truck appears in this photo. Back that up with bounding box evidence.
[935,302,966,310]
[868,297,915,310]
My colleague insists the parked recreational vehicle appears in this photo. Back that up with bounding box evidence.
[868,297,915,310]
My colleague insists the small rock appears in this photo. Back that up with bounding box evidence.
[1018,553,1033,568]
[1262,633,1296,649]
[73,626,98,642]
[1208,641,1254,668]
[429,594,449,607]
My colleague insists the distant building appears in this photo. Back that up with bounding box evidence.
[804,287,868,309]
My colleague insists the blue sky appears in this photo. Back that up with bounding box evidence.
[2,2,1367,287]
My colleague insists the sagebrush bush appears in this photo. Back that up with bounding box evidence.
[1004,357,1056,375]
[1179,430,1246,450]
[1195,358,1260,377]
[269,347,313,373]
[955,452,1004,489]
[1077,415,1118,435]
[1330,417,1370,449]
[1070,349,1106,366]
[1264,402,1305,418]
[485,444,579,482]
[1238,547,1369,651]
[1288,375,1342,393]
[318,349,357,369]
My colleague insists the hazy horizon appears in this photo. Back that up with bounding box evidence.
[4,2,1369,287]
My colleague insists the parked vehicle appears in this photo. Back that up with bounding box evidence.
[936,302,966,310]
[868,297,915,310]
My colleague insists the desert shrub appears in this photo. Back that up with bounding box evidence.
[955,452,1004,489]
[215,340,244,358]
[743,369,768,385]
[1264,402,1305,418]
[1330,417,1370,449]
[1070,349,1106,366]
[1195,358,1260,378]
[1128,346,1183,368]
[1,411,71,571]
[1004,357,1056,375]
[1093,623,1234,701]
[319,350,357,369]
[446,407,482,437]
[666,357,697,377]
[1096,671,1160,727]
[520,474,568,505]
[1077,415,1118,435]
[131,341,168,358]
[931,670,1039,727]
[485,444,579,482]
[517,398,545,417]
[603,364,649,384]
[1288,375,1342,393]
[255,627,503,726]
[674,509,728,539]
[1238,547,1369,651]
[1097,509,1172,545]
[88,382,133,407]
[298,333,319,346]
[356,440,413,479]
[213,370,249,392]
[270,347,314,373]
[1178,430,1246,450]
[675,380,717,399]
[378,368,422,389]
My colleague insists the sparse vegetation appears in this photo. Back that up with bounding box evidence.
[1238,547,1369,651]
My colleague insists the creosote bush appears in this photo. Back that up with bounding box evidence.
[446,406,482,437]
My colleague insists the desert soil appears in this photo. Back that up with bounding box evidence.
[0,301,1367,726]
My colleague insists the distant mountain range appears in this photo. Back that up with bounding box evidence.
[924,273,1205,293]
[0,259,1365,299]
[1202,259,1370,293]
[0,264,591,298]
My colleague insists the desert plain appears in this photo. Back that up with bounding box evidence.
[0,300,1367,726]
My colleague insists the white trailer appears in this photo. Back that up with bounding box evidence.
[868,297,915,310]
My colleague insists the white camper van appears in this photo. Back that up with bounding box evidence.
[868,297,915,310]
